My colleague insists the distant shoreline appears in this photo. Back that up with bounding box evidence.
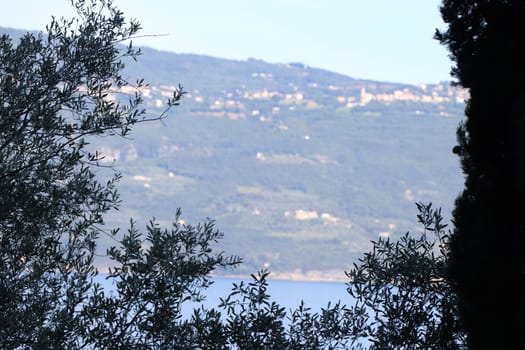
[95,264,347,283]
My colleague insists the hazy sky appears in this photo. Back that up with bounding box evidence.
[0,0,453,85]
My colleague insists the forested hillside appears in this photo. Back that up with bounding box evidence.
[2,27,467,279]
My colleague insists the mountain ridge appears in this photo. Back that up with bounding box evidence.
[105,44,466,280]
[1,26,466,281]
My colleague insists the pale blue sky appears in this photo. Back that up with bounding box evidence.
[0,0,452,85]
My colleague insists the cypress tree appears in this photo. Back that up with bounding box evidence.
[436,1,525,348]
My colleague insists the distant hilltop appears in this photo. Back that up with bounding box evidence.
[1,25,463,95]
[115,44,468,121]
[1,26,466,280]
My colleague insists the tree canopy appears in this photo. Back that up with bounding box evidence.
[0,0,220,347]
[436,0,525,348]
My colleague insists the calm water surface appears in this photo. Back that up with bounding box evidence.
[96,275,354,313]
[203,277,353,311]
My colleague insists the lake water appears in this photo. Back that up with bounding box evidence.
[96,275,354,314]
[198,277,354,312]
[94,275,367,347]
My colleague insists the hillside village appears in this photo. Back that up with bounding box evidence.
[122,74,468,121]
[86,51,467,280]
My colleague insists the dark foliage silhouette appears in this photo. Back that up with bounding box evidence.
[436,1,525,348]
